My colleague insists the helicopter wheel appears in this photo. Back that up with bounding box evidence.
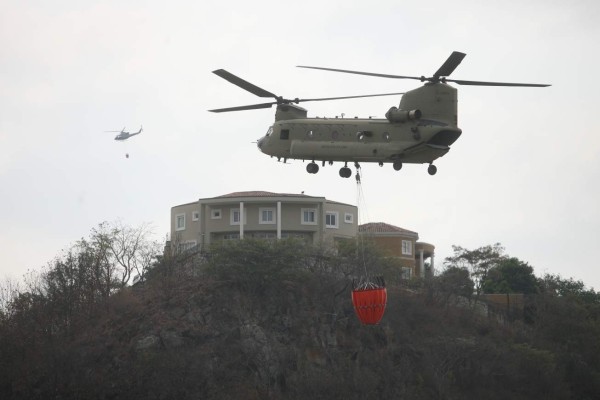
[427,164,437,175]
[339,167,352,178]
[306,162,319,174]
[393,161,403,171]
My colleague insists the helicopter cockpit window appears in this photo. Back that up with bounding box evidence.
[280,129,289,140]
[266,126,273,136]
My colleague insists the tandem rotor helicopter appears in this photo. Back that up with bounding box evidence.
[210,51,549,178]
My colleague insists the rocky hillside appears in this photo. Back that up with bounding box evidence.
[1,239,599,399]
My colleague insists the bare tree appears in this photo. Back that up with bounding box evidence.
[0,276,21,318]
[444,243,506,300]
[90,221,161,287]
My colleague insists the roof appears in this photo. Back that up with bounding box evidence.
[172,191,354,208]
[214,191,314,199]
[210,191,355,207]
[359,222,417,236]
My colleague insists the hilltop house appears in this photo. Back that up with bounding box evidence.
[170,191,357,251]
[359,222,435,279]
[169,191,434,279]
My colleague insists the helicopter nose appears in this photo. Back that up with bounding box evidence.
[257,137,265,149]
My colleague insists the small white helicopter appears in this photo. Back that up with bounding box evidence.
[105,125,143,158]
[106,126,143,141]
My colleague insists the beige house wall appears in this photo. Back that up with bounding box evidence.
[365,236,415,260]
[171,202,201,247]
[364,235,418,276]
[170,192,357,250]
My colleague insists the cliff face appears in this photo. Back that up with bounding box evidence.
[49,280,436,400]
[2,240,598,399]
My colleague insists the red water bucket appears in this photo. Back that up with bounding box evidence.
[351,285,387,325]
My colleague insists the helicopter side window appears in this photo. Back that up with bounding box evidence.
[280,129,289,140]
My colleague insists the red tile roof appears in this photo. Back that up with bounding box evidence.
[359,222,417,235]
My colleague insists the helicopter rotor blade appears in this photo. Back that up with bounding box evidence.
[212,69,277,98]
[299,51,467,82]
[208,102,276,113]
[447,79,550,87]
[209,92,405,113]
[299,61,550,87]
[433,51,466,78]
[298,92,405,102]
[297,65,424,81]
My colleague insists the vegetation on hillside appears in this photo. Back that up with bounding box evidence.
[1,229,599,399]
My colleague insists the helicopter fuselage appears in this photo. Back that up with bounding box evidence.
[256,83,462,171]
[258,116,459,163]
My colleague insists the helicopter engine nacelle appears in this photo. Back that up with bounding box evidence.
[385,107,422,123]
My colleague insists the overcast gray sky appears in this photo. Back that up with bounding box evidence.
[2,0,599,289]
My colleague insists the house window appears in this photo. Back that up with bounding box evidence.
[325,212,338,229]
[254,232,276,240]
[402,240,413,256]
[177,240,197,253]
[344,212,354,223]
[175,213,185,231]
[223,233,240,240]
[211,209,222,219]
[259,207,276,224]
[281,232,308,240]
[231,209,240,225]
[230,208,246,225]
[301,208,317,225]
[192,211,199,221]
[401,267,412,280]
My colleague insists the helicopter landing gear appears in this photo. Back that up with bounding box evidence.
[339,167,352,178]
[339,162,352,178]
[307,162,319,174]
[427,164,437,176]
[393,161,403,171]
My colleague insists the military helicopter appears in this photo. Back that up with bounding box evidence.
[106,125,143,141]
[210,52,549,177]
